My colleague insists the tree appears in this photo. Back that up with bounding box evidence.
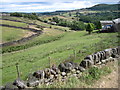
[86,23,95,34]
[95,21,102,30]
[52,17,59,23]
[10,12,22,17]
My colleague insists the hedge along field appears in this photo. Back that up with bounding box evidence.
[1,20,27,28]
[1,16,70,31]
[2,31,118,85]
[1,26,33,43]
[33,18,70,31]
[2,28,65,53]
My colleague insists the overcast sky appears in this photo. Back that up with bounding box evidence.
[1,0,119,12]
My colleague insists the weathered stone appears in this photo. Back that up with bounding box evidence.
[93,54,99,64]
[27,80,39,87]
[44,68,51,79]
[61,72,66,76]
[96,52,101,62]
[102,51,106,60]
[71,69,76,73]
[13,79,27,89]
[104,49,112,59]
[4,82,18,90]
[65,62,73,70]
[92,65,98,68]
[33,70,45,79]
[58,63,67,72]
[76,70,80,74]
[109,57,114,61]
[97,62,102,65]
[0,86,4,90]
[80,59,94,68]
[46,82,50,86]
[50,69,56,75]
[50,75,54,80]
[51,64,60,74]
[87,60,94,67]
[91,54,95,61]
[84,55,93,61]
[67,73,71,76]
[44,79,50,83]
[80,60,87,68]
[100,51,104,60]
[105,59,109,62]
[72,62,79,70]
[101,60,106,64]
[72,74,77,77]
[54,74,58,79]
[78,66,85,72]
[99,51,104,61]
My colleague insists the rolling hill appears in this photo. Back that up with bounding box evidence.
[87,4,119,11]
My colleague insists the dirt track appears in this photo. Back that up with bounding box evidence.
[90,59,119,88]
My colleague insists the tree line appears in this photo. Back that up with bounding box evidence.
[50,17,101,32]
[10,12,38,20]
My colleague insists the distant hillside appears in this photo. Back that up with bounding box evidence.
[37,4,119,16]
[87,4,119,11]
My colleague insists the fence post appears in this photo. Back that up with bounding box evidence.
[16,63,20,78]
[48,56,51,68]
[73,49,76,61]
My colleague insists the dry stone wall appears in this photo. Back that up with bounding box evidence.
[1,18,37,25]
[2,46,120,89]
[0,24,43,47]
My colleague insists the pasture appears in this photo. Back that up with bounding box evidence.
[1,26,32,43]
[1,20,27,27]
[2,31,118,85]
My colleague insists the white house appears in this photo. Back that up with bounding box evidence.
[100,18,120,32]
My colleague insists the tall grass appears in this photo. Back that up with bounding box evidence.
[2,31,118,85]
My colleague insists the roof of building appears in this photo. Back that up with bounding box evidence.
[113,18,120,24]
[100,21,113,24]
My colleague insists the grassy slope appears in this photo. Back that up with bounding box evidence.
[2,28,65,53]
[1,26,31,43]
[1,16,70,31]
[1,20,27,27]
[2,31,118,85]
[36,19,70,31]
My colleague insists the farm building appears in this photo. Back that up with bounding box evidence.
[100,18,120,32]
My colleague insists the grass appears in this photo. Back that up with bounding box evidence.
[2,31,118,85]
[1,20,27,27]
[38,65,112,88]
[1,26,31,43]
[35,19,70,31]
[1,16,70,31]
[2,28,65,53]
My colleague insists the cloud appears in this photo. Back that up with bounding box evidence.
[1,0,119,12]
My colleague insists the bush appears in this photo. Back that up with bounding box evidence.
[10,12,22,17]
[86,23,95,34]
[51,17,85,30]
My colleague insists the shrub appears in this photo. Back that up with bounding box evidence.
[86,23,95,34]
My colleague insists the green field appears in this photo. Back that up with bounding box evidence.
[1,20,27,27]
[1,26,31,43]
[1,16,70,31]
[2,31,118,85]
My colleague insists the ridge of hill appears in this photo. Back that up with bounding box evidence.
[87,4,119,11]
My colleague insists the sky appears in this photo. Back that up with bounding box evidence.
[1,0,119,12]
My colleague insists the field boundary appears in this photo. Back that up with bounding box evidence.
[2,46,119,89]
[0,24,43,47]
[1,18,37,25]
